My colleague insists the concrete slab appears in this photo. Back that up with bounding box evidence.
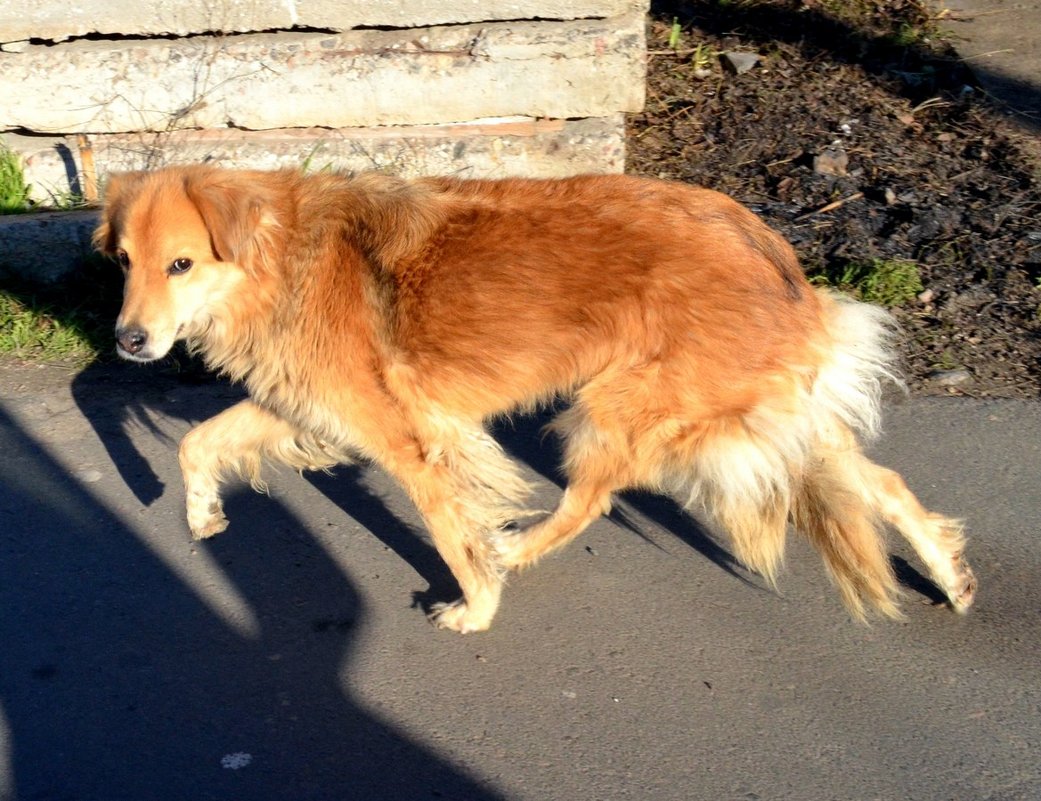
[0,14,646,134]
[0,0,648,44]
[4,116,626,209]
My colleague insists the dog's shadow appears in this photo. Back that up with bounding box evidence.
[70,357,244,507]
[492,406,942,601]
[303,465,462,608]
[71,360,750,596]
[69,357,471,606]
[303,407,760,612]
[71,360,942,608]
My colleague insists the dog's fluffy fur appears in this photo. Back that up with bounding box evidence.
[95,166,976,632]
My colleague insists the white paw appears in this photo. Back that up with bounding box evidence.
[948,556,977,614]
[188,502,228,540]
[428,600,492,634]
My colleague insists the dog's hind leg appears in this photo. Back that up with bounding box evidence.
[789,435,904,619]
[793,423,976,615]
[857,457,977,613]
[179,399,338,539]
[417,489,511,634]
[497,403,631,570]
[497,481,615,571]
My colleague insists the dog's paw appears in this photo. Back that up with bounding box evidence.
[188,511,229,540]
[948,555,977,614]
[187,495,228,540]
[428,600,492,634]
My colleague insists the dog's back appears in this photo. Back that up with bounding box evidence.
[386,176,823,415]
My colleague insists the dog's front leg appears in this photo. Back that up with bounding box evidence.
[178,399,336,539]
[394,460,506,633]
[373,433,527,633]
[423,496,504,634]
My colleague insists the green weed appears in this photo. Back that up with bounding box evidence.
[0,145,31,215]
[46,188,90,211]
[668,17,682,50]
[691,42,716,73]
[812,258,924,307]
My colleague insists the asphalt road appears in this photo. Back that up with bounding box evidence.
[0,361,1039,801]
[947,0,1041,132]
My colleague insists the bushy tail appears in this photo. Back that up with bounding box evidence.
[791,290,905,618]
[808,290,904,441]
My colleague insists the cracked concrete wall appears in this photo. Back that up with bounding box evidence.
[0,0,648,44]
[0,1,648,211]
[1,15,645,134]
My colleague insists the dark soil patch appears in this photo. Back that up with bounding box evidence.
[629,0,1041,398]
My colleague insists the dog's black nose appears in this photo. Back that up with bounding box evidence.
[116,327,148,355]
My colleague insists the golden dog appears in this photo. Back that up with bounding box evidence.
[94,166,976,632]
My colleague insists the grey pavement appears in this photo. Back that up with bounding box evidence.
[1,361,1039,800]
[946,0,1041,130]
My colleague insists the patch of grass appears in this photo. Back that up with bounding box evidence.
[0,145,31,215]
[46,188,90,211]
[889,20,925,47]
[0,291,97,363]
[811,258,924,306]
[931,349,961,371]
[0,254,124,364]
[856,258,924,306]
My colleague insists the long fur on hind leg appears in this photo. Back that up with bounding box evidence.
[791,449,902,620]
[713,492,791,588]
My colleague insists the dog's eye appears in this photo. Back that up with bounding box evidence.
[169,258,194,275]
[116,250,130,269]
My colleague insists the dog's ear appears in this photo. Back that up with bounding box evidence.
[92,171,148,255]
[182,168,272,267]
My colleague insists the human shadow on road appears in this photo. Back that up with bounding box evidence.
[0,404,505,800]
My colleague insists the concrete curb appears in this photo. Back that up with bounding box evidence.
[0,210,100,285]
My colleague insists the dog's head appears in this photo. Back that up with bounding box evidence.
[94,166,275,362]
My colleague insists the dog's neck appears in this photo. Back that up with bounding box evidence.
[191,243,393,419]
